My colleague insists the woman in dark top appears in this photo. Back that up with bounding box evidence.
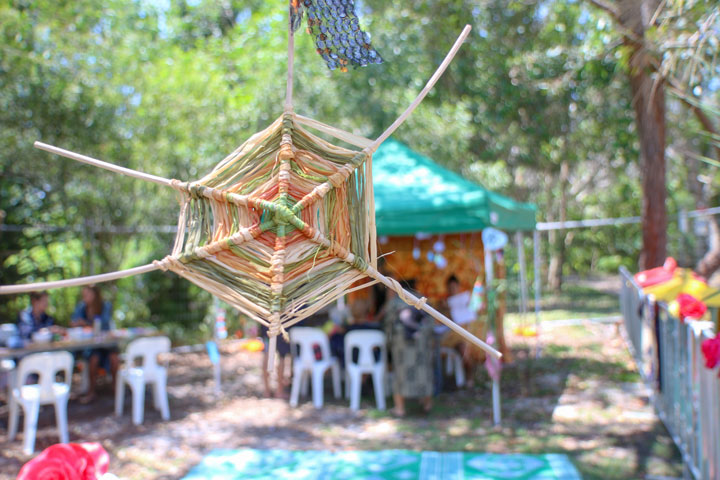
[71,286,118,402]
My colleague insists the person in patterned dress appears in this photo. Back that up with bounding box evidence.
[382,280,434,416]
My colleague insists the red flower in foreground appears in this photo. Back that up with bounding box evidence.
[79,443,109,475]
[17,443,109,480]
[702,336,720,374]
[676,293,707,320]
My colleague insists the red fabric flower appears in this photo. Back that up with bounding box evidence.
[676,293,707,320]
[79,443,110,476]
[634,257,677,287]
[17,443,109,480]
[702,336,720,372]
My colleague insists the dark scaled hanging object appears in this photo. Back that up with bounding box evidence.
[290,0,383,72]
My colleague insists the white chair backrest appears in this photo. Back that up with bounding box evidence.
[16,351,73,400]
[125,336,170,371]
[345,330,386,367]
[289,327,332,365]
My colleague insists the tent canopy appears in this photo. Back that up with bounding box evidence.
[373,139,537,235]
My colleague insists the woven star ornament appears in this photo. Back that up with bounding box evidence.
[154,115,376,341]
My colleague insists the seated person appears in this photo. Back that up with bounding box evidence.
[439,275,485,385]
[347,298,380,330]
[329,299,381,366]
[71,285,118,402]
[17,291,54,340]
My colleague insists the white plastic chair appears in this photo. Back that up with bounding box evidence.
[289,327,341,408]
[344,330,387,411]
[440,347,466,387]
[115,336,171,425]
[8,351,73,454]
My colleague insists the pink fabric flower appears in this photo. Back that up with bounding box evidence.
[17,443,109,480]
[676,293,707,321]
[701,336,720,374]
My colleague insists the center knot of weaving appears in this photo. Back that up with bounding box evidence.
[273,205,297,227]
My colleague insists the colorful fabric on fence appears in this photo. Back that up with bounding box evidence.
[643,268,720,307]
[182,449,582,480]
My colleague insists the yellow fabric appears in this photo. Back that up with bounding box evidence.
[643,269,720,307]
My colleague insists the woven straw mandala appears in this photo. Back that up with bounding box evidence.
[155,114,375,340]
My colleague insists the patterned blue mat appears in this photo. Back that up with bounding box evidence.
[182,448,582,479]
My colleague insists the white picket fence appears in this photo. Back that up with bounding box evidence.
[619,267,720,480]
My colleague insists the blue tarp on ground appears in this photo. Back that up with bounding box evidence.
[183,448,582,479]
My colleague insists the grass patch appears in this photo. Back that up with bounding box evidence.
[506,281,620,327]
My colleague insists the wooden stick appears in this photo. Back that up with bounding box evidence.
[366,24,472,153]
[366,265,502,360]
[0,263,161,295]
[34,142,175,188]
[267,335,277,371]
[294,114,373,149]
[367,154,377,268]
[284,13,295,113]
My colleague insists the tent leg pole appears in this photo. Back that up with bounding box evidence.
[533,229,541,358]
[516,232,529,318]
[492,377,501,426]
[484,248,496,341]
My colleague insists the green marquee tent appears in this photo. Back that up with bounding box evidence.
[372,139,537,236]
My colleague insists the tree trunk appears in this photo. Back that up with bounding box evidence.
[593,0,720,273]
[548,161,569,291]
[697,218,720,278]
[620,0,667,269]
[629,70,666,269]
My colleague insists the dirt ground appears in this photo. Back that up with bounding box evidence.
[0,320,681,480]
